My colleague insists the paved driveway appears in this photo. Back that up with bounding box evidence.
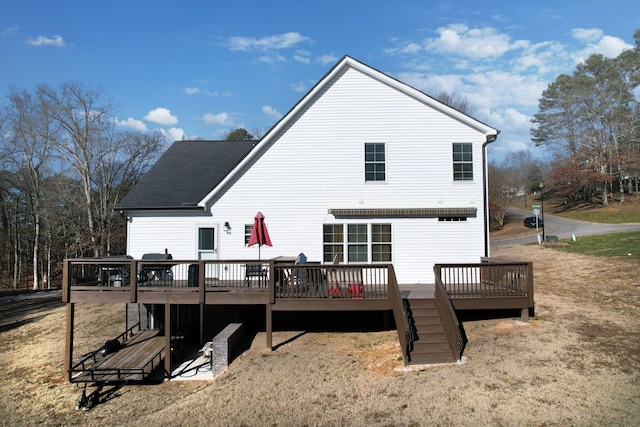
[491,207,640,246]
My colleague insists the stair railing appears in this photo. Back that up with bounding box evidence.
[434,265,467,361]
[387,265,411,365]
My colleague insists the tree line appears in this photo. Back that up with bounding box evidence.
[0,82,164,290]
[489,29,640,226]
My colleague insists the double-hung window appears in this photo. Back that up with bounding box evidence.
[323,224,344,262]
[244,224,252,245]
[347,224,368,262]
[453,143,473,181]
[365,143,386,181]
[371,224,392,262]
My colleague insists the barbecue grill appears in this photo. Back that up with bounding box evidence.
[138,252,174,283]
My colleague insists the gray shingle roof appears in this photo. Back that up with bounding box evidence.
[117,140,256,210]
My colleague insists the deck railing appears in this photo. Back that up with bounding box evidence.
[434,260,534,321]
[434,261,533,299]
[62,258,393,302]
[271,263,389,299]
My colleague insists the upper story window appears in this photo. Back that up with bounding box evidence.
[453,143,473,181]
[365,143,386,182]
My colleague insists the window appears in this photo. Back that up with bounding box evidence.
[347,224,368,262]
[323,224,344,263]
[198,228,215,250]
[438,216,467,222]
[323,223,391,263]
[453,143,473,181]
[365,143,385,181]
[244,224,252,245]
[371,224,392,261]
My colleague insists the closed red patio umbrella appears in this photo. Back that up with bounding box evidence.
[248,212,272,259]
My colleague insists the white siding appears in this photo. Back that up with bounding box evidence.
[127,65,492,283]
[127,211,218,260]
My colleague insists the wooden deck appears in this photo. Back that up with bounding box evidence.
[70,329,165,383]
[399,283,435,299]
[63,258,534,374]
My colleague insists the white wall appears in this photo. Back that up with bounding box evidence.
[127,66,490,283]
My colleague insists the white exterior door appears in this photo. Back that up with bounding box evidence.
[197,226,218,279]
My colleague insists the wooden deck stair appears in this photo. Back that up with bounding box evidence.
[405,298,457,365]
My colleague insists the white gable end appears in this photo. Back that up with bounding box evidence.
[125,57,497,284]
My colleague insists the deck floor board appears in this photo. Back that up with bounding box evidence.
[71,329,165,383]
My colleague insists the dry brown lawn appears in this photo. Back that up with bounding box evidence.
[1,243,639,426]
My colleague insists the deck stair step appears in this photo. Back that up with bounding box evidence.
[405,297,457,365]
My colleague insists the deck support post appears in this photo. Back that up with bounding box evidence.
[521,308,529,322]
[200,304,204,345]
[164,303,171,379]
[65,303,75,382]
[266,304,272,350]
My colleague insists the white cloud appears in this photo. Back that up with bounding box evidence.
[258,54,287,63]
[166,127,186,142]
[402,43,422,54]
[27,34,65,47]
[184,87,200,95]
[512,41,569,74]
[202,112,232,125]
[483,108,531,132]
[115,117,148,132]
[227,32,310,52]
[424,24,518,58]
[144,107,178,126]
[317,54,339,66]
[262,106,282,120]
[1,26,19,41]
[571,28,604,43]
[571,29,632,62]
[293,54,311,65]
[290,81,308,93]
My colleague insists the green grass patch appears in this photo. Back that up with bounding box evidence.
[551,231,640,259]
[512,195,640,224]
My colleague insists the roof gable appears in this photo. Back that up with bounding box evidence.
[200,56,499,205]
[117,140,255,210]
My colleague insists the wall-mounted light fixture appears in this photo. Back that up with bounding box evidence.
[224,222,231,234]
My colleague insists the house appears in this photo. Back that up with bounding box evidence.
[117,55,499,284]
[64,57,532,394]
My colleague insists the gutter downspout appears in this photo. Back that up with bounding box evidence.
[483,132,499,257]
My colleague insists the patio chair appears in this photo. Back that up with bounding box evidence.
[245,263,267,287]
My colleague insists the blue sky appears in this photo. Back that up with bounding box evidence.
[1,1,638,163]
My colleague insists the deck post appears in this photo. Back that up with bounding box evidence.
[200,304,204,345]
[266,304,272,350]
[198,261,205,304]
[64,303,74,382]
[164,303,171,379]
[130,260,138,303]
[62,260,70,303]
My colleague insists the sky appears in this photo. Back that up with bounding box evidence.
[1,1,639,163]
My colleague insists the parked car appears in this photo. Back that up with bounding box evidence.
[524,216,544,228]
